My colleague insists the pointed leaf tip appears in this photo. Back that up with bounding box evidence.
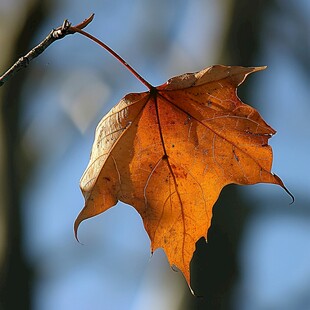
[273,174,295,204]
[74,216,82,243]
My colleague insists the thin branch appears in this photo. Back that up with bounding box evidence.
[0,14,94,87]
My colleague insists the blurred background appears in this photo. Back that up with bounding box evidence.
[0,0,309,309]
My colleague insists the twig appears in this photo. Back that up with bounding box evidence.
[0,14,94,87]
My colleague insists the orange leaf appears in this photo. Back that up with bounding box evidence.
[75,65,288,289]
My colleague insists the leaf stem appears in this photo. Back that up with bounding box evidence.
[69,26,154,91]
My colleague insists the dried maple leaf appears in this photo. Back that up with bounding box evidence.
[74,63,291,289]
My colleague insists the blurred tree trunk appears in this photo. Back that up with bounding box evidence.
[0,1,49,309]
[182,0,274,309]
